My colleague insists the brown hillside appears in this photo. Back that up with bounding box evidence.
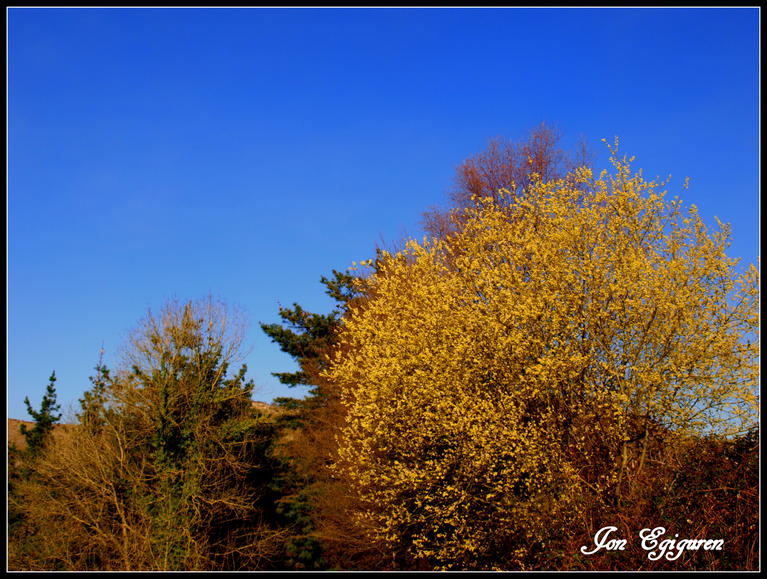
[8,418,33,450]
[8,401,279,451]
[8,419,77,451]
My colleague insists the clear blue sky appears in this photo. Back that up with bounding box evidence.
[8,7,759,420]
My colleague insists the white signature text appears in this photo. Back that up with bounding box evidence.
[581,526,724,561]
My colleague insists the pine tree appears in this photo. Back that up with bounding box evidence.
[9,299,290,570]
[19,371,62,458]
[260,268,361,399]
[260,267,382,569]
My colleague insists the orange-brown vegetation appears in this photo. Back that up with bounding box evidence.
[325,146,759,570]
[8,133,758,571]
[8,419,75,451]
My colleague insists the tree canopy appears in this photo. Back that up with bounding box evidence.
[10,298,289,570]
[326,147,759,569]
[9,135,759,572]
[19,372,62,458]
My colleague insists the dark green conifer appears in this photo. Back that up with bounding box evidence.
[19,371,61,458]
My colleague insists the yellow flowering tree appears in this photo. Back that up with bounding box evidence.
[325,148,759,570]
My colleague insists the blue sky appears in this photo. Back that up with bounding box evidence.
[8,7,759,420]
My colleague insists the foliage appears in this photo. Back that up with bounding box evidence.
[260,269,361,391]
[552,427,759,571]
[8,133,758,572]
[8,372,63,566]
[260,268,383,569]
[326,147,759,569]
[18,372,62,458]
[9,298,290,570]
[423,122,592,239]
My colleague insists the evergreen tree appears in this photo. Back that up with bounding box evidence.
[9,372,63,565]
[77,354,111,433]
[260,268,362,400]
[9,298,290,570]
[19,371,62,458]
[260,267,380,569]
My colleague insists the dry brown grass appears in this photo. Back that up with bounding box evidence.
[9,403,275,451]
[8,419,77,451]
